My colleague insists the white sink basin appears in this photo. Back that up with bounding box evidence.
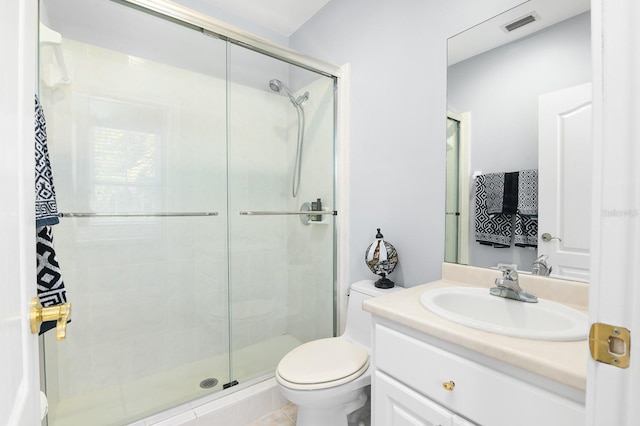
[420,287,587,341]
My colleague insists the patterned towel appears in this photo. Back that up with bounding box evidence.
[485,172,519,215]
[514,215,538,247]
[516,169,538,216]
[37,226,68,334]
[474,174,513,247]
[514,169,538,247]
[484,173,505,216]
[35,95,68,335]
[35,95,59,227]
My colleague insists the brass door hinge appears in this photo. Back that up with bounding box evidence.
[589,323,630,368]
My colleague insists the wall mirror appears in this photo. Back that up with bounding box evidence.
[445,0,591,281]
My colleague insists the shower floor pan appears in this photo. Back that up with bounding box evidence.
[47,334,301,426]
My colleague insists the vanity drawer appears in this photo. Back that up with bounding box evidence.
[374,324,585,426]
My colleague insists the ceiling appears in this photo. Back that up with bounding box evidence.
[446,0,590,64]
[200,0,331,36]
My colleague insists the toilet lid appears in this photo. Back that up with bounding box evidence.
[277,338,369,388]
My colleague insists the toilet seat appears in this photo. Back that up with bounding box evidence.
[276,337,369,390]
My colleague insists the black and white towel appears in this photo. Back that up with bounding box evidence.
[37,226,68,334]
[35,95,68,335]
[474,174,513,247]
[502,172,519,215]
[514,215,538,247]
[35,95,59,227]
[485,172,519,216]
[516,169,538,217]
[514,169,538,247]
[484,173,505,216]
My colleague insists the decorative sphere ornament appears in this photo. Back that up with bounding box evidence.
[365,228,399,288]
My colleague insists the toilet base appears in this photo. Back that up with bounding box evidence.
[294,389,368,426]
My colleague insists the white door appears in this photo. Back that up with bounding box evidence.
[0,1,40,425]
[587,0,640,424]
[538,83,592,281]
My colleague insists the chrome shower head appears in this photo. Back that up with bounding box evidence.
[268,78,309,106]
[269,79,284,93]
[269,79,293,98]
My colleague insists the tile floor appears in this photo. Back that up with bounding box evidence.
[246,403,297,425]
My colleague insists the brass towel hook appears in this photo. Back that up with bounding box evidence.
[30,298,72,341]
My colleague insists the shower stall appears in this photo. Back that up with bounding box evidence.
[38,1,338,425]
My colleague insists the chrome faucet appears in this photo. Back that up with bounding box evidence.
[532,255,552,276]
[490,267,538,303]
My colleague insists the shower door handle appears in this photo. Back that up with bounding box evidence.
[58,212,218,218]
[239,211,337,216]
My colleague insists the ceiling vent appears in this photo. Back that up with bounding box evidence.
[502,12,540,32]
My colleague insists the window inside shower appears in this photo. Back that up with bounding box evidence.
[38,1,337,425]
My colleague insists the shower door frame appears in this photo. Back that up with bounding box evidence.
[120,0,341,78]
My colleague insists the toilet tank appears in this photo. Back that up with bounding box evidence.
[342,280,403,349]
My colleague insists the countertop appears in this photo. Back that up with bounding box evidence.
[363,263,589,391]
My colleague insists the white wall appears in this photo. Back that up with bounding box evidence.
[290,0,526,287]
[448,12,591,271]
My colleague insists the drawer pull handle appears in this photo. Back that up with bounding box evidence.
[442,381,455,391]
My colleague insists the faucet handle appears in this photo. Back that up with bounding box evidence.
[498,266,518,281]
[532,255,552,276]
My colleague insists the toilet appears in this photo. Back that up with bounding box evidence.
[276,280,403,426]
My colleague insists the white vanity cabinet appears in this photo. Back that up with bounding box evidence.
[376,370,476,426]
[371,320,585,426]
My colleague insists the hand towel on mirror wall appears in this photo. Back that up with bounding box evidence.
[485,172,518,215]
[514,169,538,247]
[516,169,538,217]
[474,174,513,247]
[514,214,538,247]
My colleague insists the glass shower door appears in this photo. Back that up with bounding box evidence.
[226,43,337,383]
[40,1,230,424]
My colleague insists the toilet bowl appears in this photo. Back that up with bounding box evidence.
[276,280,403,426]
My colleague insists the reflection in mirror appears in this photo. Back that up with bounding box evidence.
[445,0,591,281]
[445,117,460,264]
